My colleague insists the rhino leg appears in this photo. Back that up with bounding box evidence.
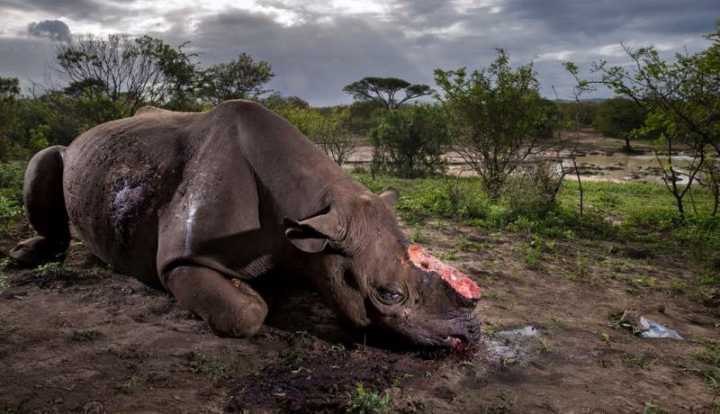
[165,265,268,337]
[10,146,70,266]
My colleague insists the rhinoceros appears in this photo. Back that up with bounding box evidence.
[10,100,481,348]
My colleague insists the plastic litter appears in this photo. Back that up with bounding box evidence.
[638,317,683,340]
[484,325,541,364]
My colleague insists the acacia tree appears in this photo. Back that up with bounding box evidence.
[584,24,720,219]
[435,49,557,199]
[342,77,432,109]
[198,53,274,104]
[56,34,198,113]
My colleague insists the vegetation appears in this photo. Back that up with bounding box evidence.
[576,23,720,219]
[342,77,432,110]
[369,104,449,177]
[56,34,198,113]
[593,98,647,152]
[435,49,558,199]
[278,105,356,165]
[198,53,274,104]
[355,173,720,270]
[346,383,391,414]
[0,26,718,307]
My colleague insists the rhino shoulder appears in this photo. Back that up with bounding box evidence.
[134,106,176,117]
[211,99,268,117]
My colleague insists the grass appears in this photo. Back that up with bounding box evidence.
[68,329,103,343]
[695,343,720,391]
[346,383,392,414]
[0,269,8,293]
[643,401,669,414]
[187,351,229,381]
[33,262,65,277]
[354,173,720,293]
[119,373,145,393]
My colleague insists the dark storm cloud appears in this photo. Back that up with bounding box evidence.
[0,0,108,20]
[159,9,426,106]
[154,1,720,103]
[1,0,719,103]
[390,0,463,29]
[28,19,72,42]
[0,0,141,27]
[501,0,719,37]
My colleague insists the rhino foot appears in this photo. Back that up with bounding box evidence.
[9,236,68,267]
[164,265,268,338]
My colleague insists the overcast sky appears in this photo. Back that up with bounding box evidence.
[0,0,718,105]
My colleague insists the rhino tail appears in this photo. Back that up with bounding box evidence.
[9,145,71,266]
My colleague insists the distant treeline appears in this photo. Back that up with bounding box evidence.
[0,33,645,162]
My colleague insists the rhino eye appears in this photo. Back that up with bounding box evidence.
[377,287,404,305]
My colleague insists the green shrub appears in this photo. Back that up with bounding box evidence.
[346,383,391,414]
[593,98,647,151]
[395,178,490,223]
[0,162,25,204]
[369,105,449,178]
[504,161,564,220]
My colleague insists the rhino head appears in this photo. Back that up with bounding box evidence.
[284,187,481,349]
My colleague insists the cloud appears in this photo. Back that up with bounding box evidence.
[28,19,72,42]
[0,0,121,21]
[1,0,719,104]
[156,9,426,106]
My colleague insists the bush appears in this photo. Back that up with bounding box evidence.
[435,50,559,198]
[557,101,599,128]
[394,178,489,223]
[369,105,449,178]
[346,383,391,414]
[593,98,647,151]
[504,161,565,219]
[276,106,356,165]
[0,162,25,236]
[0,162,25,204]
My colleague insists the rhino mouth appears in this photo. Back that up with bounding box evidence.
[389,314,481,350]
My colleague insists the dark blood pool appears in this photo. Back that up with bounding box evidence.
[407,244,481,300]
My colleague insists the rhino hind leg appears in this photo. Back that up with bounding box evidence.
[9,146,70,266]
[165,265,268,337]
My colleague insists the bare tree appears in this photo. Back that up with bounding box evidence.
[56,34,197,113]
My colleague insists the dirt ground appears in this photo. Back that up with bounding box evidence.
[1,218,719,414]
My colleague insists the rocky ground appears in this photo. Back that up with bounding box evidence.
[1,219,719,413]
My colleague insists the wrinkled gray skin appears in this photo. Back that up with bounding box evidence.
[10,101,480,348]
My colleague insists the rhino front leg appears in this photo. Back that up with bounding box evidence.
[164,266,268,337]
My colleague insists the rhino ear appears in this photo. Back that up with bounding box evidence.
[284,207,342,254]
[379,189,399,209]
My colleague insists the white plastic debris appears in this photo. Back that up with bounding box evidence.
[483,325,541,364]
[638,317,683,340]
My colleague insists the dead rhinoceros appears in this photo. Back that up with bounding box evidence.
[10,100,481,348]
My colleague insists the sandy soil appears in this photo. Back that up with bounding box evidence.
[1,219,719,413]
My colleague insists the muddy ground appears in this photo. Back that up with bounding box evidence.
[1,218,719,414]
[348,131,687,184]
